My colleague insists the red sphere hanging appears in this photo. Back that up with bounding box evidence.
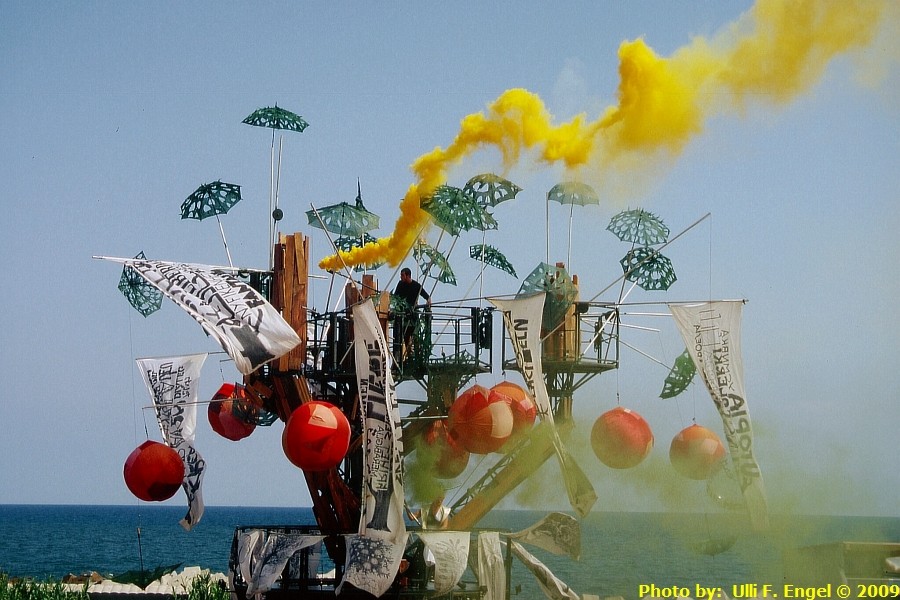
[421,419,469,479]
[669,424,726,480]
[448,384,514,454]
[590,406,654,469]
[208,383,258,441]
[491,381,536,442]
[282,401,351,472]
[123,440,184,502]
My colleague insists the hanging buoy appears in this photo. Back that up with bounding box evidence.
[490,381,536,443]
[123,440,184,502]
[420,419,469,479]
[590,406,654,469]
[448,384,514,454]
[669,424,726,480]
[208,383,257,441]
[282,401,351,472]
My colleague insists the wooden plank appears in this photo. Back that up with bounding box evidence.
[278,234,297,371]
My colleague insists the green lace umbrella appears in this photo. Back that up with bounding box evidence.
[620,247,677,291]
[463,173,522,208]
[243,105,309,267]
[420,184,497,236]
[242,105,309,132]
[181,180,242,267]
[547,181,599,268]
[118,251,162,317]
[607,208,670,246]
[414,241,456,285]
[518,262,577,331]
[660,349,697,399]
[469,243,516,277]
[307,182,380,239]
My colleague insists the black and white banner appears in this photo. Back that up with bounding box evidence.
[137,353,207,530]
[509,511,581,561]
[352,301,406,543]
[337,533,408,598]
[669,301,768,531]
[242,532,325,597]
[477,532,506,600]
[418,531,470,596]
[511,541,580,600]
[490,293,597,518]
[110,258,300,375]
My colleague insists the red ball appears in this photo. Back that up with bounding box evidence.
[123,440,184,502]
[421,419,469,479]
[590,407,654,469]
[208,383,257,441]
[448,385,514,454]
[669,424,726,480]
[282,401,351,472]
[491,381,537,442]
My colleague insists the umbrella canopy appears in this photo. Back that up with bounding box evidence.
[180,181,242,220]
[620,247,677,291]
[469,243,516,277]
[607,208,670,246]
[306,183,380,238]
[118,251,162,317]
[420,184,497,236]
[242,105,309,133]
[414,241,456,285]
[660,349,697,399]
[518,262,577,331]
[463,173,522,208]
[546,181,599,268]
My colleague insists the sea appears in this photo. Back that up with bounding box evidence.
[1,505,897,599]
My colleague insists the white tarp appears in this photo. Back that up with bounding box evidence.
[489,293,597,517]
[669,301,768,531]
[107,258,300,375]
[337,533,408,598]
[510,541,580,600]
[352,301,406,544]
[136,353,207,530]
[509,511,581,561]
[477,532,506,600]
[418,531,470,595]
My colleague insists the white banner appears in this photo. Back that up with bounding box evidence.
[244,532,325,597]
[509,511,581,561]
[352,301,406,543]
[111,258,300,375]
[418,531,470,595]
[136,353,207,530]
[477,532,506,600]
[511,541,580,600]
[337,533,408,598]
[669,301,768,530]
[490,293,597,517]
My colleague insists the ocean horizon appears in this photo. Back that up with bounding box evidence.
[1,504,897,598]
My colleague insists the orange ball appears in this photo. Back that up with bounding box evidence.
[123,440,184,502]
[590,407,654,469]
[421,419,469,479]
[208,383,257,441]
[669,424,726,480]
[448,385,514,454]
[491,381,537,441]
[282,401,351,472]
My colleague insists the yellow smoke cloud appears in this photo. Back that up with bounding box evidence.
[319,0,888,272]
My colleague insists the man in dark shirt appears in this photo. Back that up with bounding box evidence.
[393,268,431,363]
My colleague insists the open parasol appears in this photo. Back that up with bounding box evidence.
[620,247,677,291]
[518,262,578,332]
[462,173,522,208]
[546,181,599,269]
[414,240,456,285]
[420,184,497,237]
[180,180,242,268]
[469,243,516,277]
[607,208,670,246]
[118,251,162,317]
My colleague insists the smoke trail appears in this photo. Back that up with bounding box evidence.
[320,0,888,272]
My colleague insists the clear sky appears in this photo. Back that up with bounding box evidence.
[1,2,897,519]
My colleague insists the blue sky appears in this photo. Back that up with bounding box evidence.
[1,2,897,519]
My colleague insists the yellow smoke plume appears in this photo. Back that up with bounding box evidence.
[320,0,888,272]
